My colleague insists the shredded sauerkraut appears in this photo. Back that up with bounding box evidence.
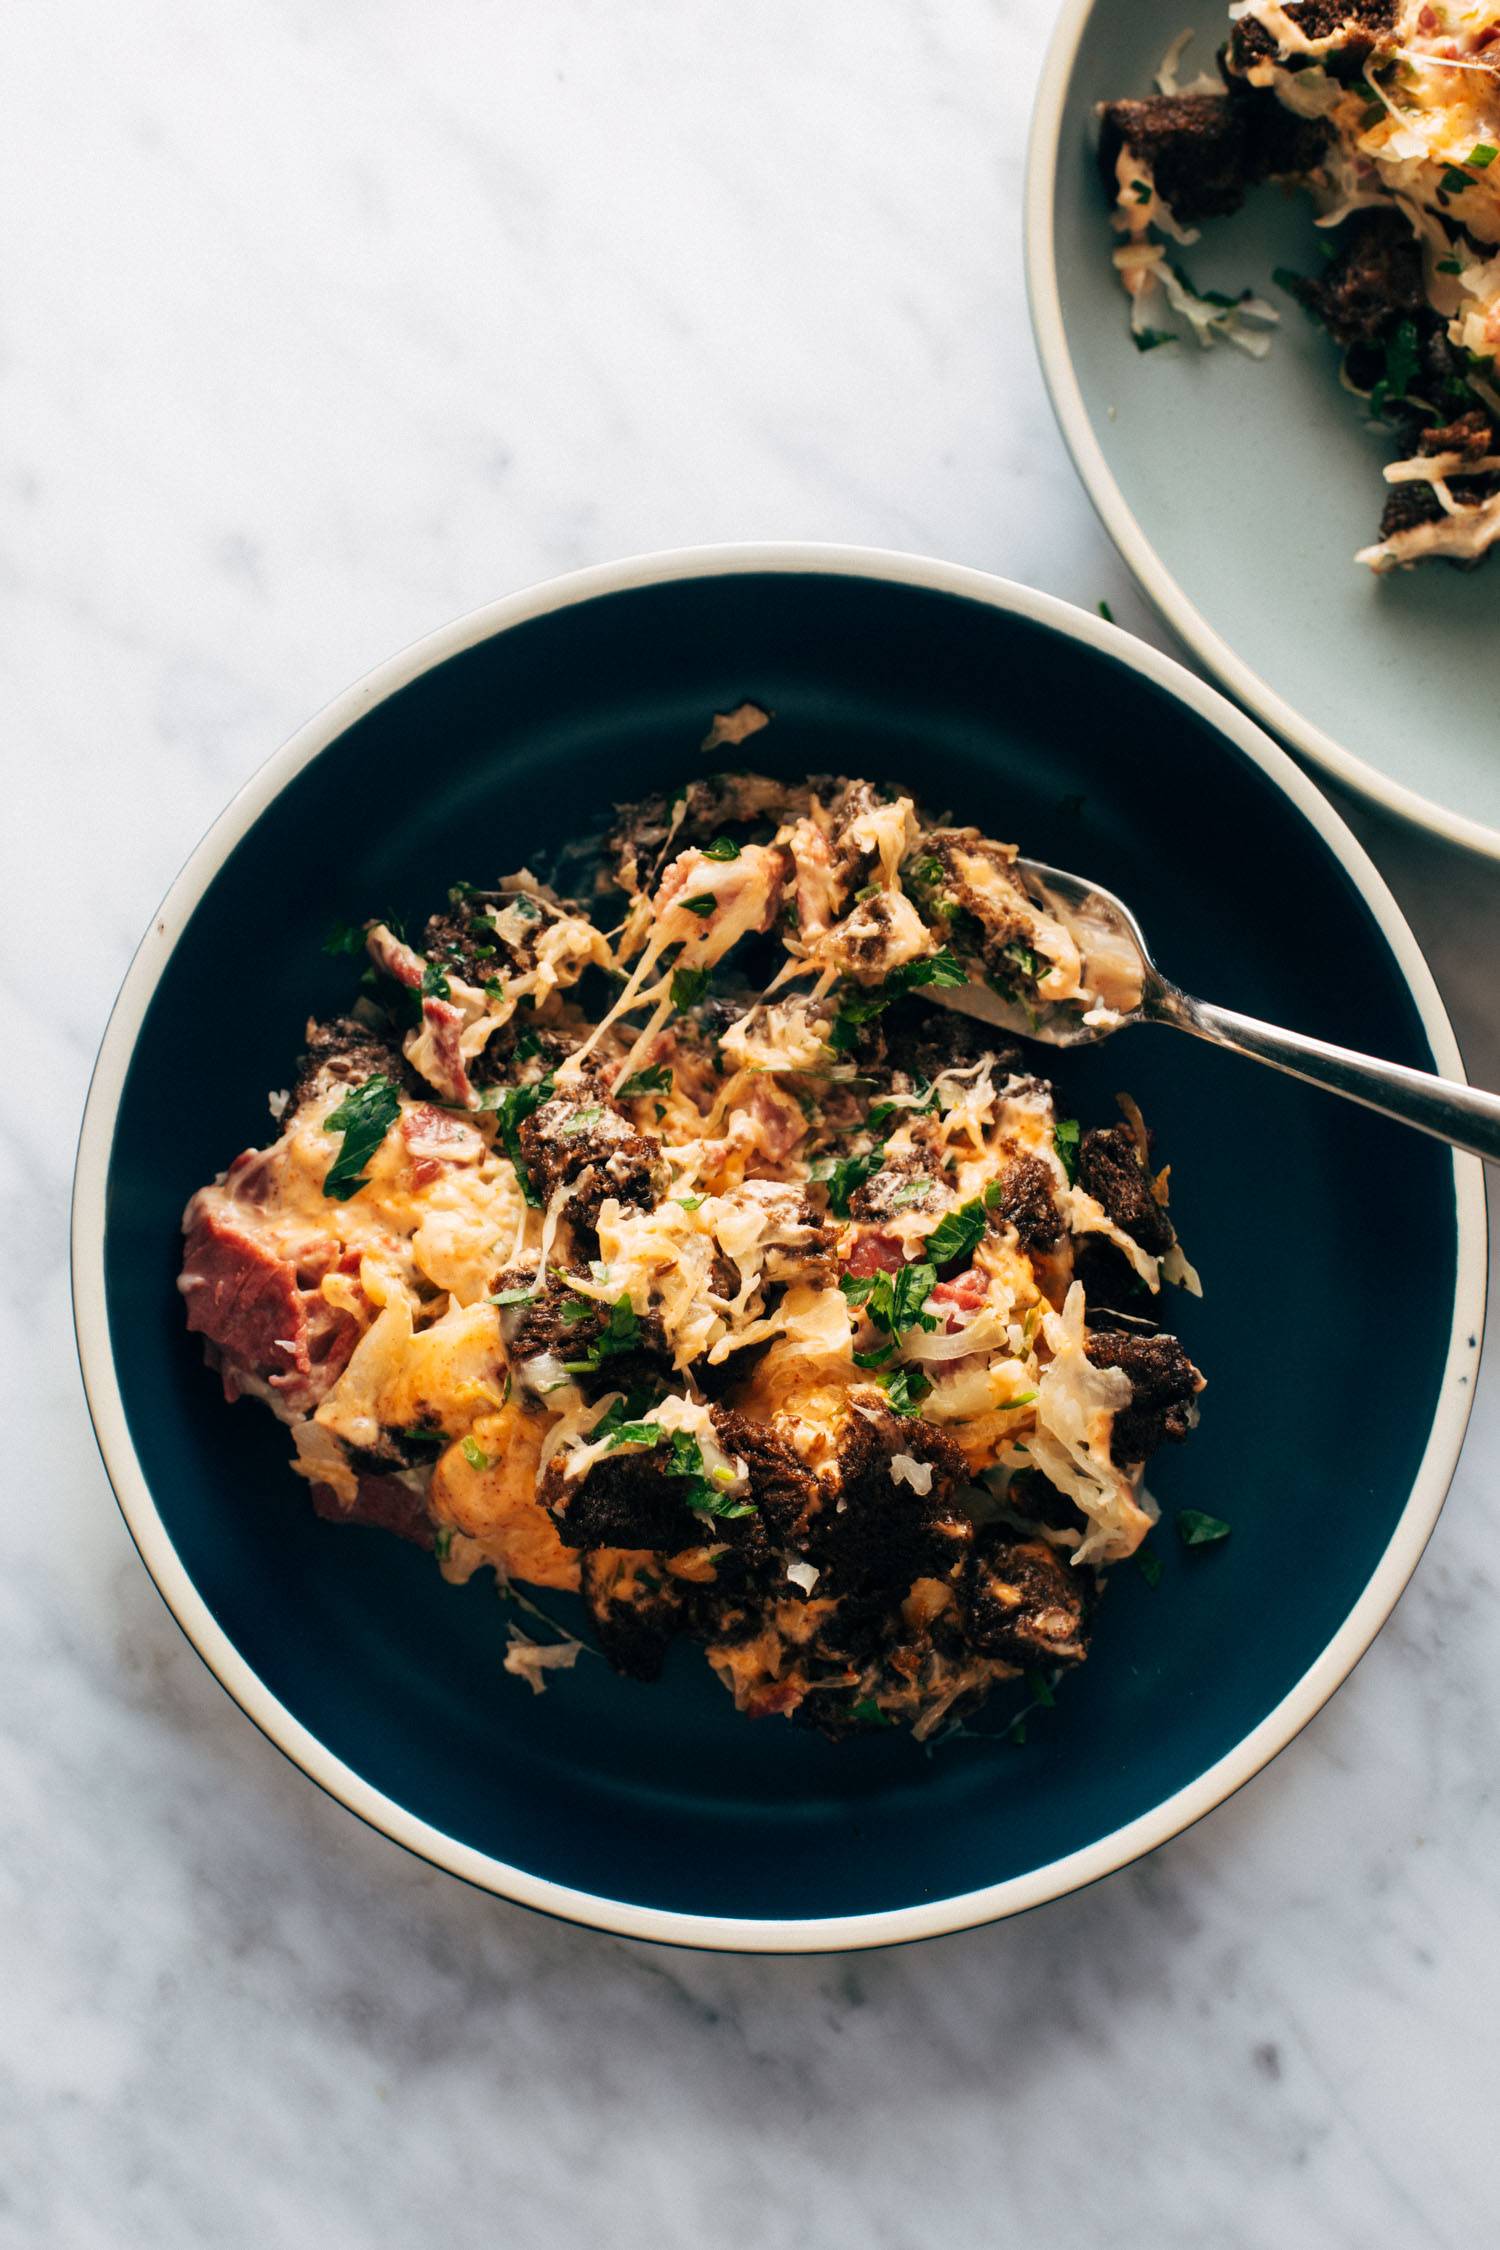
[178,768,1206,1739]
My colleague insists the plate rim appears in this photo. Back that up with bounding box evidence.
[1023,0,1500,865]
[71,540,1488,1953]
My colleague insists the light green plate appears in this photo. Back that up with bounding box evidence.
[1027,0,1500,859]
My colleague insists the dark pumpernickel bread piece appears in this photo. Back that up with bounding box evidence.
[1084,1331,1205,1462]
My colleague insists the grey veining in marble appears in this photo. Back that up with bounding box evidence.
[5,2,1498,2243]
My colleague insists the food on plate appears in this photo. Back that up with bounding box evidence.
[1101,4,1500,568]
[178,772,1205,1739]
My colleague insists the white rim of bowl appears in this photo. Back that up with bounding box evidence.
[72,541,1487,1954]
[1023,0,1500,865]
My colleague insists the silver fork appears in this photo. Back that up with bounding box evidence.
[931,859,1500,1166]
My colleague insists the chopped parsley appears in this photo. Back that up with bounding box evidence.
[1026,1671,1056,1709]
[402,1426,447,1448]
[323,917,369,957]
[484,1073,556,1206]
[419,960,451,1001]
[561,1294,641,1375]
[827,948,966,1054]
[682,893,717,917]
[702,836,741,861]
[321,1074,401,1201]
[433,1527,453,1562]
[841,1259,938,1340]
[1135,1548,1163,1589]
[670,966,710,1012]
[560,1103,603,1135]
[880,1365,932,1417]
[1054,1117,1081,1184]
[850,1696,895,1728]
[1440,164,1476,196]
[1097,599,1115,624]
[1132,327,1178,353]
[924,1194,992,1268]
[676,1192,706,1212]
[1131,179,1152,205]
[1437,256,1464,277]
[1469,143,1498,169]
[616,1064,673,1099]
[599,1415,755,1520]
[490,1285,538,1307]
[1378,316,1421,415]
[1176,1509,1231,1548]
[867,1078,937,1138]
[559,1296,596,1327]
[813,1147,884,1218]
[1002,940,1044,982]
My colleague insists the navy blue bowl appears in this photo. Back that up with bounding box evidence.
[73,549,1485,1949]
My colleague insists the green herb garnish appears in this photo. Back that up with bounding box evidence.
[924,1196,989,1268]
[1135,1548,1162,1589]
[850,1696,895,1727]
[1097,599,1115,624]
[702,836,741,861]
[827,949,966,1053]
[485,1073,556,1206]
[420,960,451,1001]
[1054,1117,1081,1185]
[460,1437,494,1471]
[600,1415,756,1519]
[321,1074,401,1201]
[842,1260,939,1340]
[1177,1509,1231,1548]
[1132,327,1178,353]
[561,1104,603,1135]
[682,893,717,917]
[616,1064,673,1099]
[1469,142,1498,168]
[433,1527,453,1562]
[560,1294,641,1375]
[670,966,710,1012]
[879,1365,933,1416]
[813,1148,885,1218]
[323,917,369,956]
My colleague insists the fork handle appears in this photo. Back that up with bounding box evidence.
[1159,992,1500,1166]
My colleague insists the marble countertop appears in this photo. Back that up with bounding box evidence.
[8,2,1499,2241]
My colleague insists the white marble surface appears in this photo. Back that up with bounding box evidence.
[7,2,1500,2242]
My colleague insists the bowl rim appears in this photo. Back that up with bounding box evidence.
[71,540,1488,1953]
[1022,0,1500,866]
